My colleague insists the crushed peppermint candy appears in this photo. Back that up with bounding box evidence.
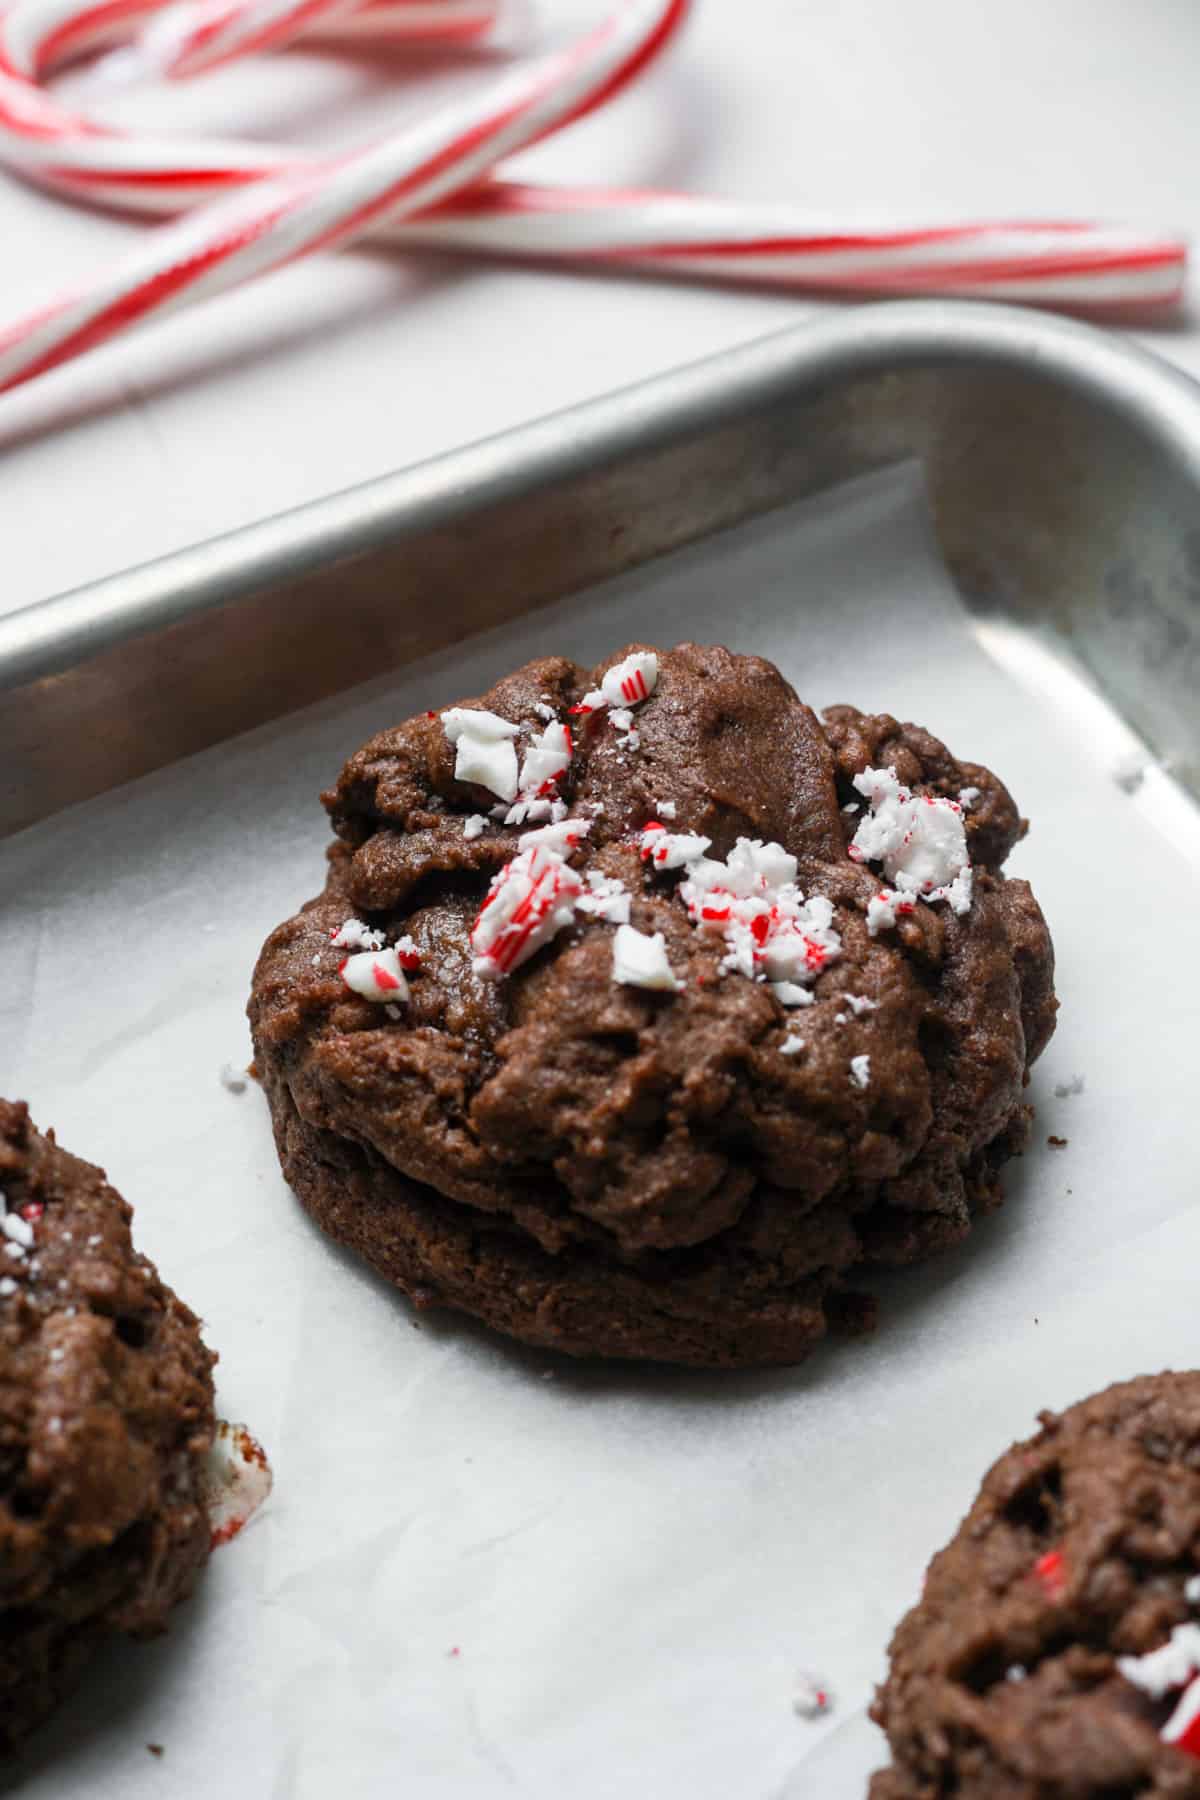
[1006,1664,1027,1683]
[519,818,591,856]
[4,1241,26,1262]
[571,652,659,717]
[773,981,815,1009]
[842,994,878,1017]
[533,700,556,722]
[678,838,842,987]
[959,786,981,809]
[849,1054,871,1090]
[1118,1624,1200,1700]
[2,1212,34,1250]
[851,766,973,928]
[471,844,583,978]
[0,1277,17,1297]
[330,918,386,952]
[441,707,520,803]
[656,800,677,819]
[219,1062,248,1094]
[640,822,712,870]
[504,794,568,827]
[609,708,634,733]
[611,924,681,993]
[576,871,631,925]
[200,1420,273,1552]
[519,719,573,796]
[1118,1625,1200,1758]
[463,814,487,841]
[866,889,918,936]
[793,1673,834,1719]
[340,947,410,1003]
[780,1034,806,1057]
[1186,1575,1200,1605]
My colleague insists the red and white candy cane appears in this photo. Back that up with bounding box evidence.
[0,0,691,393]
[0,0,1188,400]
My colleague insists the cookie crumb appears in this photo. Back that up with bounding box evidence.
[1047,1135,1068,1148]
[147,1744,164,1758]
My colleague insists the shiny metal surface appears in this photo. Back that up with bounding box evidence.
[3,300,1200,837]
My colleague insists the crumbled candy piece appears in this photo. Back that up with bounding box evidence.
[1186,1575,1200,1605]
[519,818,591,856]
[340,947,410,1003]
[1118,1623,1200,1700]
[849,1054,871,1090]
[463,814,487,841]
[576,871,631,925]
[640,822,712,870]
[0,1277,16,1297]
[570,688,606,716]
[4,1242,25,1261]
[1053,1074,1085,1099]
[1164,1681,1200,1756]
[609,708,634,733]
[772,981,815,1008]
[393,935,421,971]
[519,719,573,795]
[656,800,677,819]
[200,1420,273,1551]
[330,918,386,952]
[472,844,583,977]
[793,1673,834,1718]
[219,1062,248,1094]
[780,1035,806,1057]
[677,838,842,989]
[441,707,520,802]
[601,651,658,707]
[842,993,878,1017]
[611,924,681,992]
[1033,1548,1067,1598]
[1006,1665,1027,1683]
[959,786,981,809]
[2,1213,34,1250]
[533,701,556,722]
[866,888,917,937]
[851,766,972,915]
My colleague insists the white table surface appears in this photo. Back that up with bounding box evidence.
[3,0,1200,615]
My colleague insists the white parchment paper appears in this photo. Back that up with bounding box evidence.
[2,468,1198,1799]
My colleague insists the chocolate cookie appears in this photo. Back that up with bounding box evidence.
[0,1100,216,1748]
[870,1372,1200,1798]
[250,643,1056,1367]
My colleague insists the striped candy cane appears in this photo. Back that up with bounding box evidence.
[0,0,1188,400]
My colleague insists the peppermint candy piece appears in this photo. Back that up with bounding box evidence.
[640,822,712,870]
[330,917,385,951]
[611,924,681,992]
[601,652,658,707]
[472,844,583,978]
[518,818,591,855]
[441,707,520,802]
[519,719,573,795]
[850,766,972,912]
[340,947,410,1002]
[576,871,631,924]
[200,1420,273,1552]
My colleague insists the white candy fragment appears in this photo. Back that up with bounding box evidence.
[201,1420,273,1550]
[772,981,815,1008]
[463,814,487,841]
[2,1213,34,1250]
[330,917,386,951]
[851,766,973,923]
[611,924,681,992]
[842,994,878,1017]
[519,719,573,796]
[518,818,591,856]
[793,1673,834,1718]
[472,845,582,978]
[780,1035,806,1057]
[1185,1575,1200,1605]
[600,652,658,708]
[441,707,520,802]
[677,837,842,989]
[849,1054,871,1091]
[640,823,712,870]
[219,1062,248,1094]
[340,947,410,1003]
[1118,1624,1200,1700]
[959,786,981,809]
[656,800,677,819]
[576,872,631,925]
[609,708,634,733]
[0,1277,16,1297]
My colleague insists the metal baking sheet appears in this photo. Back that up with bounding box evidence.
[2,308,1200,1800]
[3,299,1200,837]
